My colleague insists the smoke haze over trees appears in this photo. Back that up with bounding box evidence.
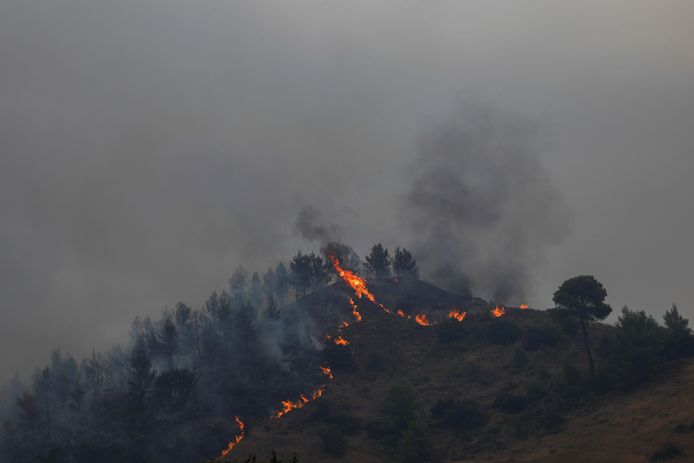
[1,0,694,390]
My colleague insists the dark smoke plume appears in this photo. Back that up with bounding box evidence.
[294,205,341,244]
[403,106,570,303]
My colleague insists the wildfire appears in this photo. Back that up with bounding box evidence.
[348,297,363,322]
[329,255,376,302]
[447,308,467,322]
[491,305,505,318]
[519,304,529,310]
[218,416,245,459]
[320,366,333,380]
[414,313,431,326]
[334,336,349,346]
[271,387,325,419]
[396,309,407,318]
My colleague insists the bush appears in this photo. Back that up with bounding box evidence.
[397,419,436,463]
[479,319,522,345]
[509,347,528,371]
[650,443,683,461]
[436,320,467,343]
[492,392,528,414]
[523,326,561,351]
[607,307,665,389]
[366,352,386,372]
[319,427,347,457]
[381,383,418,432]
[322,344,355,372]
[524,381,548,402]
[430,399,487,431]
[548,308,579,336]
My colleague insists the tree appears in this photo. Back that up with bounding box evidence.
[229,266,248,306]
[308,252,330,291]
[235,302,258,364]
[609,306,665,387]
[250,272,264,307]
[274,262,289,306]
[663,304,693,358]
[363,243,392,279]
[393,247,419,280]
[128,337,156,411]
[553,275,612,376]
[159,314,178,370]
[290,251,312,298]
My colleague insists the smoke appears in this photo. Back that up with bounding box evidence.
[403,106,571,303]
[294,205,341,244]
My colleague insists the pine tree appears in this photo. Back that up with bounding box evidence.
[393,247,419,280]
[363,243,392,279]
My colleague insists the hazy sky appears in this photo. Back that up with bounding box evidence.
[1,0,693,381]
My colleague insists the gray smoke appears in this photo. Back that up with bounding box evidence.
[294,205,341,244]
[404,107,571,303]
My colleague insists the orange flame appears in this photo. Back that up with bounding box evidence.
[414,314,431,326]
[396,309,407,318]
[348,297,363,322]
[447,308,467,322]
[218,416,245,459]
[320,366,333,380]
[334,336,349,346]
[271,386,325,419]
[491,305,505,318]
[329,255,376,302]
[519,304,529,310]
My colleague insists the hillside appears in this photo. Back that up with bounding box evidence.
[217,284,694,463]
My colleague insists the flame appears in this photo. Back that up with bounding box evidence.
[519,304,529,310]
[396,309,407,318]
[334,336,349,346]
[414,314,431,326]
[339,320,350,329]
[271,386,326,419]
[320,366,333,380]
[491,305,505,318]
[329,255,376,302]
[447,308,467,322]
[348,297,363,322]
[218,416,245,459]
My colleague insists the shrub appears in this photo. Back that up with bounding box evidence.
[548,308,579,336]
[322,344,355,372]
[524,381,548,402]
[650,442,683,461]
[479,319,522,345]
[397,419,436,463]
[492,392,528,414]
[366,352,386,372]
[430,399,487,431]
[381,383,418,432]
[523,326,561,351]
[319,427,347,457]
[436,320,467,343]
[607,307,665,389]
[510,347,528,371]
